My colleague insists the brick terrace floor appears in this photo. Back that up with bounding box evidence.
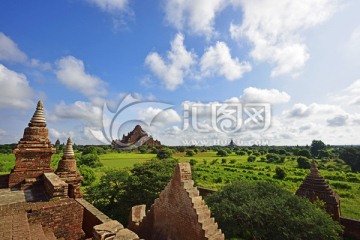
[0,186,48,206]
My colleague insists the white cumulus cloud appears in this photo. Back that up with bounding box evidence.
[145,33,196,90]
[239,87,290,104]
[55,56,107,97]
[0,32,27,63]
[200,41,251,80]
[139,107,181,127]
[230,0,338,77]
[87,0,129,12]
[52,101,102,127]
[164,0,227,38]
[0,64,35,109]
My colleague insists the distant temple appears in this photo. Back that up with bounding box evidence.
[227,139,237,147]
[112,125,161,149]
[296,162,340,221]
[296,162,360,239]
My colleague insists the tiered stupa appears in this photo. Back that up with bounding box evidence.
[296,162,340,221]
[56,136,83,198]
[8,100,56,188]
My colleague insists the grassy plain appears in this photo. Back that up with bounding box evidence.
[98,151,360,220]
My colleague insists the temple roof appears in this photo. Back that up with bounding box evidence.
[296,162,339,205]
[30,100,46,125]
[63,137,75,157]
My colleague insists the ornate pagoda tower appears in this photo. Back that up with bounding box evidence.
[55,137,83,198]
[8,100,56,188]
[296,162,341,221]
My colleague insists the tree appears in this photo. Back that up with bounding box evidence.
[216,149,228,157]
[206,182,343,240]
[310,140,326,157]
[266,153,282,163]
[186,150,195,157]
[78,165,96,186]
[339,147,360,172]
[157,149,173,159]
[86,169,130,221]
[86,159,177,224]
[247,155,256,162]
[297,156,311,169]
[274,167,286,179]
[138,146,147,154]
[79,153,103,168]
[297,149,311,158]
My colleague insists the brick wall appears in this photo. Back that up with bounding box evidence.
[129,163,224,240]
[340,217,360,240]
[43,172,68,198]
[0,198,85,240]
[27,199,85,240]
[76,198,112,238]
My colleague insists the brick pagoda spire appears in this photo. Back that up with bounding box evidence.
[8,100,56,188]
[56,137,83,198]
[296,162,340,221]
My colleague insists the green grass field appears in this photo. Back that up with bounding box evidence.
[99,152,157,168]
[1,150,359,220]
[97,151,360,220]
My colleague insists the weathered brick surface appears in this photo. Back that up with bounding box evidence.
[0,213,31,240]
[8,101,56,188]
[43,172,68,199]
[0,198,85,240]
[296,163,340,221]
[341,217,360,240]
[76,198,113,238]
[129,163,224,240]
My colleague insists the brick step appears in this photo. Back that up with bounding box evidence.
[208,230,225,240]
[29,223,47,240]
[0,213,32,239]
[204,222,219,238]
[202,217,215,228]
[195,205,209,215]
[186,188,199,198]
[197,209,211,222]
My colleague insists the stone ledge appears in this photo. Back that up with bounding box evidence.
[44,173,68,199]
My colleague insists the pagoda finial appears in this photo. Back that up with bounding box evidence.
[30,100,46,125]
[63,136,75,157]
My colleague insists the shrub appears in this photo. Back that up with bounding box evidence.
[274,167,286,180]
[186,150,195,157]
[297,156,311,169]
[79,166,96,186]
[206,182,343,240]
[79,153,103,168]
[247,155,256,162]
[157,149,173,159]
[217,149,228,157]
[189,159,198,166]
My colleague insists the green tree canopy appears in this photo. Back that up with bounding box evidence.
[339,147,360,172]
[216,149,228,157]
[310,140,326,157]
[85,159,177,224]
[297,156,311,169]
[206,181,343,240]
[78,153,103,168]
[157,148,173,159]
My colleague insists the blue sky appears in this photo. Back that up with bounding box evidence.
[1,0,360,146]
